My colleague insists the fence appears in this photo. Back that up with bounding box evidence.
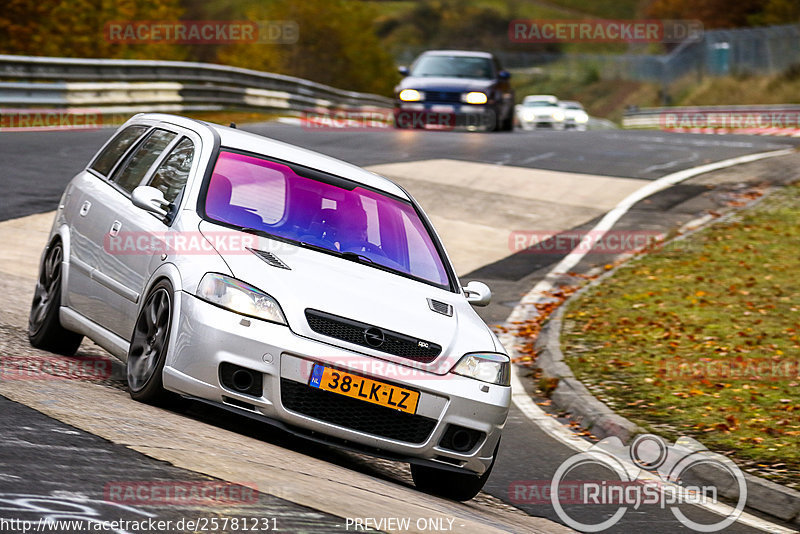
[496,23,800,105]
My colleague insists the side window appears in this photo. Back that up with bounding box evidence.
[147,137,194,203]
[90,125,149,177]
[111,129,176,194]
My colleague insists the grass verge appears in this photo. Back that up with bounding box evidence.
[560,183,800,488]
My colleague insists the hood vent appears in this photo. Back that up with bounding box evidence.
[427,298,453,317]
[247,247,290,270]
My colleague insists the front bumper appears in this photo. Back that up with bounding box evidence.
[163,293,510,475]
[519,116,565,130]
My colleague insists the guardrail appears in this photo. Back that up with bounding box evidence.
[0,54,393,116]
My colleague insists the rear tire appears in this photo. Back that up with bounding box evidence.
[411,441,499,501]
[28,241,83,355]
[127,280,174,404]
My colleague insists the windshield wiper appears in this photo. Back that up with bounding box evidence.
[341,251,374,264]
[229,225,299,245]
[297,241,372,264]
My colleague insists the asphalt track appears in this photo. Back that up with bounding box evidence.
[1,123,799,533]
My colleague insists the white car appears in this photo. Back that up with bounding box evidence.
[515,95,565,130]
[560,101,589,130]
[28,113,510,501]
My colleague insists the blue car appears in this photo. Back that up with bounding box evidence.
[394,50,515,131]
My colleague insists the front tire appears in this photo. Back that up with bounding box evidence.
[127,280,173,403]
[411,442,499,501]
[28,241,83,355]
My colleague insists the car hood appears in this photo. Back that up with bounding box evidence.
[198,221,496,374]
[398,76,495,93]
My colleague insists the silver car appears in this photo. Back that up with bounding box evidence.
[560,101,589,131]
[28,113,510,501]
[515,94,565,130]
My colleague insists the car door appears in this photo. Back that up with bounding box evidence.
[78,127,179,338]
[104,132,198,339]
[67,124,150,325]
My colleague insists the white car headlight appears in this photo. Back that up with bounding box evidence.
[197,273,286,325]
[576,112,589,123]
[522,109,536,122]
[553,110,565,121]
[462,92,488,105]
[451,352,510,386]
[399,89,424,102]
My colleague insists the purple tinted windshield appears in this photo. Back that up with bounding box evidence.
[204,151,450,287]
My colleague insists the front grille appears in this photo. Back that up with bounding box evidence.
[425,91,461,104]
[305,309,441,363]
[280,379,437,444]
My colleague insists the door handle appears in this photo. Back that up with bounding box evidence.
[79,200,91,217]
[109,220,122,237]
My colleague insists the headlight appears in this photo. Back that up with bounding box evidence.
[399,89,424,102]
[451,353,510,386]
[576,112,589,123]
[522,109,536,122]
[462,92,488,105]
[553,110,565,121]
[197,273,286,325]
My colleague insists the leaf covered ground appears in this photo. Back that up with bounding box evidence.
[561,183,800,488]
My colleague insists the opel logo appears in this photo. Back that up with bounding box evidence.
[363,327,385,347]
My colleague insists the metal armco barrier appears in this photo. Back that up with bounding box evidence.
[0,54,393,115]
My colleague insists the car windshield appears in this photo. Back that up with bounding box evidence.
[524,101,558,107]
[411,55,494,79]
[203,150,450,288]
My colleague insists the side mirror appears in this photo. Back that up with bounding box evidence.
[132,186,169,219]
[464,281,491,307]
[498,70,511,80]
[398,66,410,76]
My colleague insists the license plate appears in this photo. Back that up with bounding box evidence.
[308,364,419,414]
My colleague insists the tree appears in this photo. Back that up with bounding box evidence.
[216,0,397,95]
[0,0,187,60]
[646,0,797,29]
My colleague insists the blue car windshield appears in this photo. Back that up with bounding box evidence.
[203,151,451,288]
[411,56,494,79]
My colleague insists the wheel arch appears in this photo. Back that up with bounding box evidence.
[137,263,183,368]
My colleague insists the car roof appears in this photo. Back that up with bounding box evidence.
[419,50,494,59]
[135,113,409,200]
